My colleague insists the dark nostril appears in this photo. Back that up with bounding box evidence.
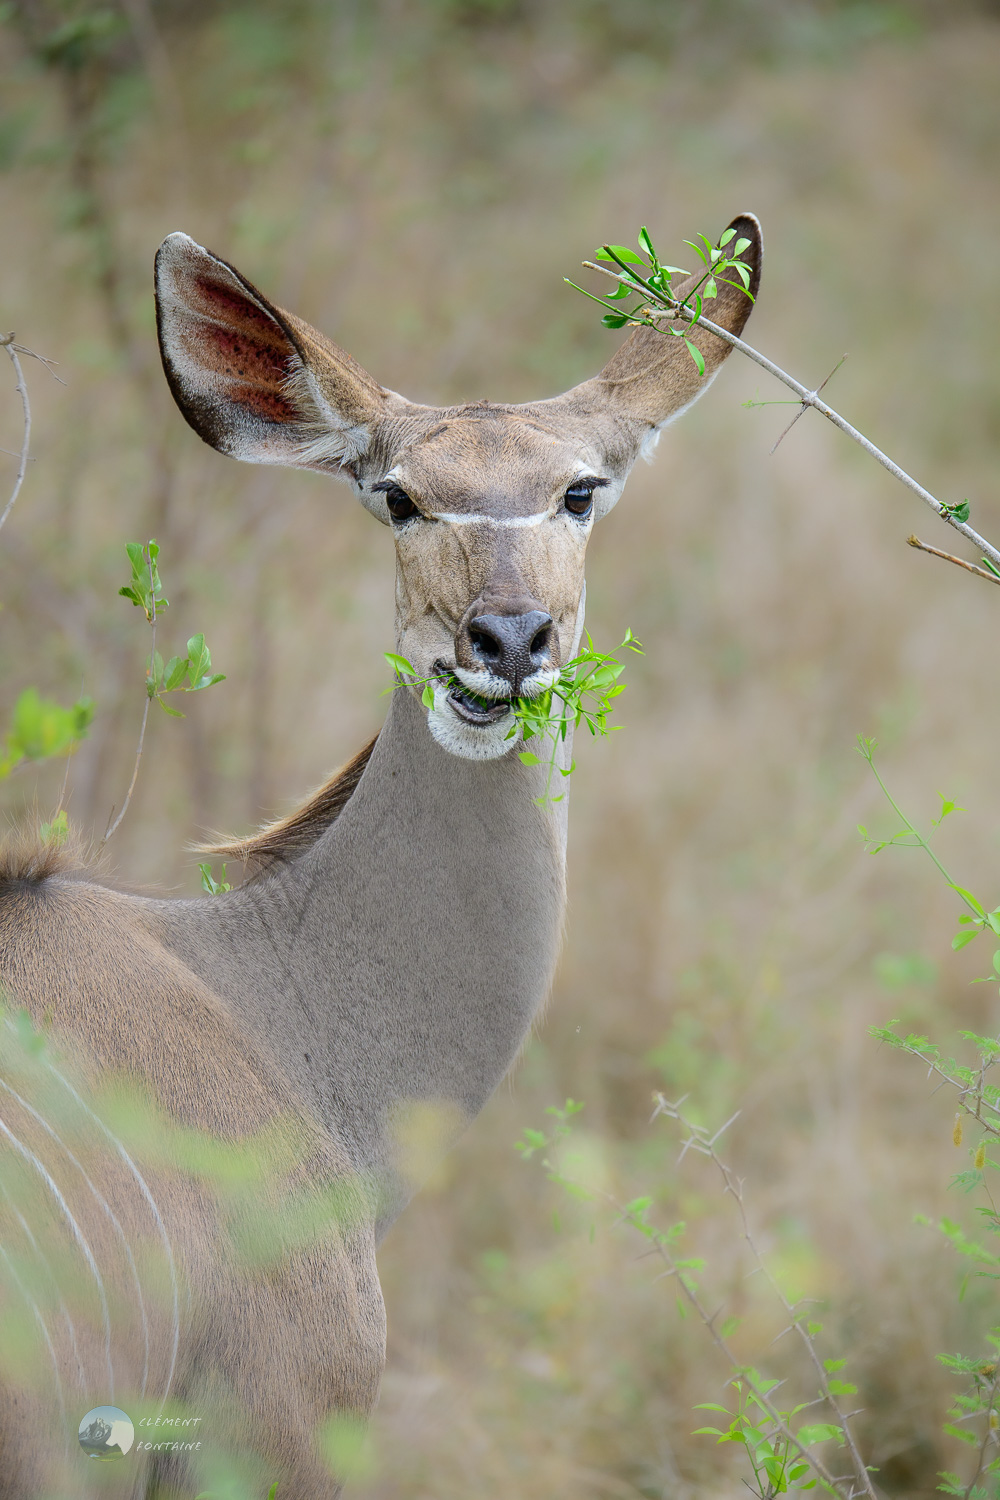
[529,624,551,657]
[469,627,501,659]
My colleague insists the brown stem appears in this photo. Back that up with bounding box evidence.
[906,535,1000,587]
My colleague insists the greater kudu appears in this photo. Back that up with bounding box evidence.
[0,214,761,1498]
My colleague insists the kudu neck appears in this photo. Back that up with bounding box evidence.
[165,688,569,1233]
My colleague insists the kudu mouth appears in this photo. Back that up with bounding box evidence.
[433,662,514,726]
[431,607,557,736]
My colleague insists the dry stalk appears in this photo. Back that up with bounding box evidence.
[906,535,1000,588]
[1,332,64,536]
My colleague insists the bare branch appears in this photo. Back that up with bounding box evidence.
[1,332,64,537]
[0,335,31,535]
[658,303,1000,574]
[907,535,1000,588]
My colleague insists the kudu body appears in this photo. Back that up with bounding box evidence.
[0,215,761,1498]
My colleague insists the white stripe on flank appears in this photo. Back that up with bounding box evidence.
[44,1061,181,1414]
[2,1018,181,1413]
[0,1114,114,1395]
[0,1077,151,1398]
[0,1174,86,1389]
[0,1242,69,1444]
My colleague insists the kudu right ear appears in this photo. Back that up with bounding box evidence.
[155,232,388,478]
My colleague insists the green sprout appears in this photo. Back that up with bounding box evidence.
[384,629,644,806]
[118,540,226,718]
[566,223,755,375]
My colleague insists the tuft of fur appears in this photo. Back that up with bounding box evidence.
[196,734,378,878]
[0,818,93,888]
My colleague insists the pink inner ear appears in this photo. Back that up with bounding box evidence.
[181,273,303,424]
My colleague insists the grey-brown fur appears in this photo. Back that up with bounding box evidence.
[0,215,760,1498]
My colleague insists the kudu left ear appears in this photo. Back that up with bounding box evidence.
[568,212,762,435]
[155,232,388,478]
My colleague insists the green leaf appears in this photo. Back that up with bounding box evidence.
[827,1379,857,1395]
[156,699,185,718]
[951,885,986,916]
[718,227,736,247]
[684,340,706,377]
[163,655,188,692]
[421,683,436,709]
[39,809,69,846]
[384,651,416,674]
[953,929,980,951]
[943,1423,980,1446]
[637,226,655,260]
[796,1423,844,1445]
[186,633,210,686]
[597,245,644,264]
[518,751,543,766]
[601,313,629,329]
[0,688,95,778]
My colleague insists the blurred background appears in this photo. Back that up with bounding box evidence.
[3,1,1000,1493]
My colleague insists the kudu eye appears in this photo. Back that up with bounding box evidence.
[563,482,596,518]
[383,485,418,523]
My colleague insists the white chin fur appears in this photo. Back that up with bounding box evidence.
[425,682,520,761]
[453,664,557,699]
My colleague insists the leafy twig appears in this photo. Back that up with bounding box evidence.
[574,231,1000,573]
[104,539,225,842]
[651,1094,878,1499]
[383,630,644,807]
[517,1101,869,1497]
[104,547,159,843]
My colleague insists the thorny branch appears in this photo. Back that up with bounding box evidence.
[584,258,1000,576]
[537,1120,868,1497]
[651,1094,878,1500]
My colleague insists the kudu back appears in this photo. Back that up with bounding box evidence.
[0,215,761,1498]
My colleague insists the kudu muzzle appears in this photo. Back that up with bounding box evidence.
[455,594,557,700]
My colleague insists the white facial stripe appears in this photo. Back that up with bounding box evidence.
[429,511,550,527]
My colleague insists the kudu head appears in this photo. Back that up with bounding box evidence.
[155,216,761,759]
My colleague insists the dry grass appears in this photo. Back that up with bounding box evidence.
[3,3,1000,1493]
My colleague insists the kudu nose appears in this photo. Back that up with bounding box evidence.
[468,610,554,697]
